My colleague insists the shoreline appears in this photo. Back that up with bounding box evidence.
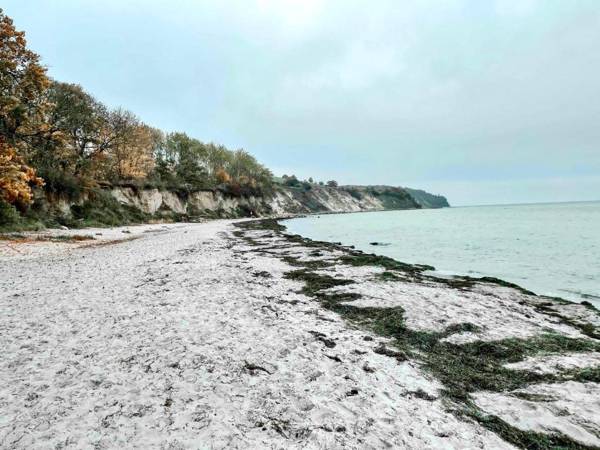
[235,218,600,448]
[282,208,600,308]
[1,219,599,448]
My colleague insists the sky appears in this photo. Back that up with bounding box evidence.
[4,0,600,205]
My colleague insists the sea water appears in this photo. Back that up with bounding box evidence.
[285,201,600,307]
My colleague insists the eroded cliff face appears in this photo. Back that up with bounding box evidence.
[109,187,274,217]
[269,185,420,215]
[104,184,426,219]
[36,184,447,224]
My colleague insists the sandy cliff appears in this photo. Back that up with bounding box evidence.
[99,184,444,219]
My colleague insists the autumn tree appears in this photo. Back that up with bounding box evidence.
[0,138,43,211]
[0,8,278,223]
[0,9,49,206]
[0,9,51,145]
[109,122,159,180]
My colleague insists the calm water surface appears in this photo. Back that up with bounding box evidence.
[285,201,600,307]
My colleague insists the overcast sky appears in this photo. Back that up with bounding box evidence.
[4,0,600,205]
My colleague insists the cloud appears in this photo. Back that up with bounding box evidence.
[4,0,600,204]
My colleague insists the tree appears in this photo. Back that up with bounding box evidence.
[152,132,211,188]
[0,10,51,145]
[0,9,48,206]
[206,143,232,183]
[110,123,158,180]
[327,180,338,187]
[41,81,108,174]
[0,138,43,210]
[168,133,209,187]
[283,174,301,187]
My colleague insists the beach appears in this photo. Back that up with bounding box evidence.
[1,220,599,449]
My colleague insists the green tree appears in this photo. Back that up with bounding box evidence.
[154,133,209,188]
[43,82,108,172]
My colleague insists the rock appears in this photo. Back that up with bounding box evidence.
[362,362,376,373]
[244,360,276,375]
[309,330,336,348]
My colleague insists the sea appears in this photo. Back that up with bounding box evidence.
[284,201,600,307]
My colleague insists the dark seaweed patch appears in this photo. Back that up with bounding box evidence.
[232,219,600,449]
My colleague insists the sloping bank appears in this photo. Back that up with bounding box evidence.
[12,183,448,229]
[234,218,600,450]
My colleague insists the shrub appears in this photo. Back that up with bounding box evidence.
[0,140,45,210]
[301,181,312,191]
[70,189,149,227]
[215,168,231,184]
[0,200,21,226]
[36,167,82,199]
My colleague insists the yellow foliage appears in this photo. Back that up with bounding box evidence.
[0,9,51,143]
[112,124,156,180]
[215,168,231,184]
[0,139,44,208]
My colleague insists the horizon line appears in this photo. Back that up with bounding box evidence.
[451,199,600,208]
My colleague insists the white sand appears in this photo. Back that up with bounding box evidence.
[325,276,585,343]
[241,226,600,447]
[504,352,600,375]
[474,382,600,447]
[0,221,515,449]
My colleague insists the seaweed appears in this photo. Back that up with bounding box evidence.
[232,219,600,449]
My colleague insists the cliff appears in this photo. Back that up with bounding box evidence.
[102,184,444,218]
[270,185,423,215]
[404,188,450,208]
[24,184,448,229]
